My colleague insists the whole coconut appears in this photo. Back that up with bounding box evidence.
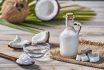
[0,0,29,23]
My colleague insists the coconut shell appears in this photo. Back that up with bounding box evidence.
[0,0,29,23]
[35,0,60,21]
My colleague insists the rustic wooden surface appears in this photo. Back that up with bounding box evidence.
[0,1,104,70]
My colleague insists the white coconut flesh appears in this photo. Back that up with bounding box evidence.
[32,31,49,44]
[9,35,30,48]
[35,0,59,21]
[16,53,33,65]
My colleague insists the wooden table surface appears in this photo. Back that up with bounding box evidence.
[0,1,104,70]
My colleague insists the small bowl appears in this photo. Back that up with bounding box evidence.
[23,43,50,58]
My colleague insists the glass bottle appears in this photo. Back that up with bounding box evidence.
[59,13,81,57]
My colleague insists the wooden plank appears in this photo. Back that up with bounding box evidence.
[0,64,103,70]
[0,45,23,58]
[0,58,15,64]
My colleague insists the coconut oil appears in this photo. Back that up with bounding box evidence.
[59,13,81,57]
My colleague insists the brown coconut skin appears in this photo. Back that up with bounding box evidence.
[1,0,29,23]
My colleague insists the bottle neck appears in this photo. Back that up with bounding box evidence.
[66,19,74,29]
[65,13,77,32]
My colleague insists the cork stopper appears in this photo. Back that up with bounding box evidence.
[66,13,74,20]
[65,13,74,28]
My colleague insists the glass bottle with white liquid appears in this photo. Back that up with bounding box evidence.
[59,13,81,57]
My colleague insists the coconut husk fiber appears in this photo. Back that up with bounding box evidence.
[49,39,104,69]
[0,0,29,23]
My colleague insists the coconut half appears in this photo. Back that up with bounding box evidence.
[32,31,50,45]
[35,0,60,21]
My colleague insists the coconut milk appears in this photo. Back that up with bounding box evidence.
[59,13,81,57]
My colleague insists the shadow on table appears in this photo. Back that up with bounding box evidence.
[19,64,41,70]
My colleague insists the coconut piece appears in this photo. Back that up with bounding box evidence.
[32,31,50,45]
[8,35,30,49]
[76,53,89,61]
[16,53,34,65]
[81,54,89,62]
[35,0,60,21]
[88,52,100,63]
[0,0,29,23]
[76,54,81,61]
